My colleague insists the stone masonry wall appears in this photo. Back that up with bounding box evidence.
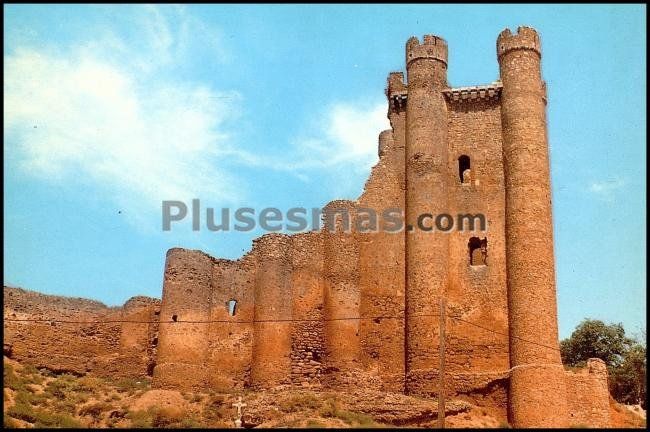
[565,359,610,427]
[3,286,159,378]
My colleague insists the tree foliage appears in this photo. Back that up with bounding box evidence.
[609,344,647,407]
[561,319,646,408]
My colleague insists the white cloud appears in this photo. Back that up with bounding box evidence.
[4,4,391,230]
[4,6,242,231]
[589,177,626,202]
[224,101,390,172]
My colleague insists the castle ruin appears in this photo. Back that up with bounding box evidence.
[3,27,612,428]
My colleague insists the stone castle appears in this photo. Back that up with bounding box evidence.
[4,27,611,428]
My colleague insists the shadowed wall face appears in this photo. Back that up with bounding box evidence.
[289,233,326,387]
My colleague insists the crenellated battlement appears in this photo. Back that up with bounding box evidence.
[497,26,541,60]
[387,81,503,109]
[443,81,503,102]
[406,34,448,66]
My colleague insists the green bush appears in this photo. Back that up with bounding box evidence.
[7,401,39,423]
[281,393,322,412]
[561,319,646,408]
[319,398,377,426]
[79,401,114,419]
[6,401,82,428]
[127,406,198,428]
[32,410,83,428]
[127,409,153,428]
[12,388,48,409]
[113,377,151,394]
[4,363,26,391]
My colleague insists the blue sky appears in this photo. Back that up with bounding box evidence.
[3,4,646,339]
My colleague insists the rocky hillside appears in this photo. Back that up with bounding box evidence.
[3,357,646,428]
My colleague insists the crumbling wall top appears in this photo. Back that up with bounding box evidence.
[252,233,292,258]
[386,71,407,97]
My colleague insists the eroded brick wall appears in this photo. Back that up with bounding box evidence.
[290,233,326,387]
[207,256,254,391]
[322,200,362,389]
[250,234,293,388]
[565,359,610,427]
[153,248,212,390]
[357,125,406,392]
[3,286,159,378]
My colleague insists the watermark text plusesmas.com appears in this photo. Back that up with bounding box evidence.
[162,200,487,234]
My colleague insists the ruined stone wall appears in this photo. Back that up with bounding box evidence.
[565,359,610,427]
[356,90,406,392]
[250,234,293,389]
[322,200,362,389]
[207,256,255,391]
[3,27,616,429]
[3,286,159,378]
[119,296,161,377]
[289,232,326,387]
[153,248,212,390]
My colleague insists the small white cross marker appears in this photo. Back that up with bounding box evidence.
[232,396,247,427]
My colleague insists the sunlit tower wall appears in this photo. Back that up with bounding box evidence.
[250,234,293,388]
[497,26,568,427]
[322,200,361,387]
[404,34,450,396]
[153,248,212,390]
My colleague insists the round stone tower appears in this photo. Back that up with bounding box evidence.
[250,233,293,388]
[153,248,212,390]
[322,200,361,387]
[497,26,568,427]
[404,34,449,395]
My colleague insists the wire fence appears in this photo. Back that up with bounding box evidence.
[4,311,561,353]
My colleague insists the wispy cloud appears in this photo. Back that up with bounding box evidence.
[221,101,390,194]
[4,6,242,231]
[589,177,627,202]
[4,4,390,230]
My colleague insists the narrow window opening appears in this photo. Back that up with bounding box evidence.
[227,299,237,316]
[459,155,471,184]
[171,314,178,322]
[469,237,488,266]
